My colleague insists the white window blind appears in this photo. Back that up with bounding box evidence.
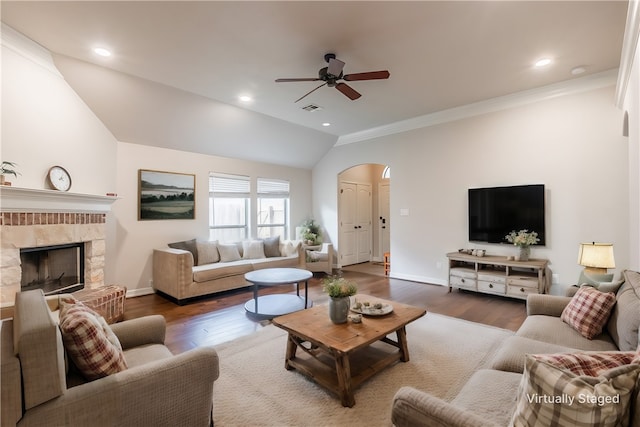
[210,173,250,196]
[257,178,290,197]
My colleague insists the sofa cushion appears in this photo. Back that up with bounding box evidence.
[192,260,254,282]
[561,286,616,339]
[218,243,242,262]
[490,335,577,373]
[242,240,266,259]
[59,300,127,380]
[196,240,219,265]
[169,239,198,265]
[607,270,640,351]
[262,236,281,257]
[510,352,640,427]
[251,255,299,270]
[451,369,522,426]
[280,240,300,257]
[517,315,618,351]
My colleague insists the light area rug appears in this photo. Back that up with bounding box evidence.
[212,312,514,427]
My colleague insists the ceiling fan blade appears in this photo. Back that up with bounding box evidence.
[327,58,345,77]
[343,70,390,81]
[335,83,361,100]
[276,78,321,83]
[294,82,328,103]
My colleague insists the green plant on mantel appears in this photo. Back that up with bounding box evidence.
[0,161,20,177]
[0,161,20,185]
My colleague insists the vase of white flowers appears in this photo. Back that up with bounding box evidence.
[505,230,539,262]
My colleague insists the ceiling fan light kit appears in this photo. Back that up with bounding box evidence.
[275,53,390,103]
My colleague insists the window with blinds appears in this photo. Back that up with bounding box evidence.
[209,174,250,241]
[257,178,289,239]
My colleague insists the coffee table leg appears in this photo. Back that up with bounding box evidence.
[284,334,297,370]
[397,326,410,362]
[253,283,259,314]
[304,280,308,308]
[334,351,355,407]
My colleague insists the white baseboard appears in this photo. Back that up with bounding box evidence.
[389,272,447,287]
[126,287,155,298]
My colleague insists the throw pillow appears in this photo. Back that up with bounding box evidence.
[168,239,198,265]
[218,243,241,262]
[262,236,281,258]
[510,352,640,427]
[561,286,616,339]
[242,240,266,259]
[59,300,127,380]
[196,240,219,265]
[281,240,300,257]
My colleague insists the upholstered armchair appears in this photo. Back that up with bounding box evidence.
[1,290,219,426]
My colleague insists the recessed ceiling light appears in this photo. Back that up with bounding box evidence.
[93,47,112,57]
[322,122,331,127]
[239,95,252,102]
[571,66,586,75]
[534,58,552,68]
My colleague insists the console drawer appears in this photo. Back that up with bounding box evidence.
[450,275,476,290]
[508,277,539,289]
[507,284,539,298]
[478,280,506,294]
[477,273,506,284]
[450,268,476,279]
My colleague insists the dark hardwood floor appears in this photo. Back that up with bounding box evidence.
[125,265,527,354]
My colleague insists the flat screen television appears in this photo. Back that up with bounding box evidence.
[468,184,545,245]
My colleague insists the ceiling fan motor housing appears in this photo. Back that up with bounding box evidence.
[319,67,342,86]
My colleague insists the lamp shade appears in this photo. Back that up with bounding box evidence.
[578,243,616,270]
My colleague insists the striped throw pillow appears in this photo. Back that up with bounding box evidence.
[561,286,616,339]
[511,352,640,427]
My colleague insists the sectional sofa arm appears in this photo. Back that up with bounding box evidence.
[391,387,499,427]
[110,315,166,349]
[526,294,573,317]
[19,346,220,427]
[153,248,194,299]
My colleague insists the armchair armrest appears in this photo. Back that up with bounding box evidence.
[21,346,220,427]
[110,315,166,349]
[392,387,499,427]
[526,294,573,317]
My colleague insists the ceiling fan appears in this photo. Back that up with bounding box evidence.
[275,53,390,103]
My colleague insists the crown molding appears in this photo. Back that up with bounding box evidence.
[336,69,619,146]
[1,23,62,77]
[615,0,640,108]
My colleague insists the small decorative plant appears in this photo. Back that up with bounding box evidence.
[505,229,540,247]
[0,161,20,185]
[322,276,358,299]
[299,219,322,245]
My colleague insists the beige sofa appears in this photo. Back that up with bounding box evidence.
[1,289,219,427]
[392,269,640,426]
[153,239,305,304]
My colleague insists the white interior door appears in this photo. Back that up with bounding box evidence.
[356,184,372,263]
[379,183,390,256]
[339,182,357,266]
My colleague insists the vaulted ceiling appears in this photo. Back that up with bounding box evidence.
[1,1,629,168]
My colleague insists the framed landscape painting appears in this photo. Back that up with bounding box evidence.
[138,169,195,220]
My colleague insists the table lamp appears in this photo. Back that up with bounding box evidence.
[577,242,615,274]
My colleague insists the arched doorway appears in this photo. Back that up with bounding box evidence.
[337,163,390,267]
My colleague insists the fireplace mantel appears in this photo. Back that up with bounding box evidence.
[0,186,118,213]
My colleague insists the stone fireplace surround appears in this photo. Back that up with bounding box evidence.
[0,187,117,306]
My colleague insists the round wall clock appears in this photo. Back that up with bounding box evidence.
[47,165,72,191]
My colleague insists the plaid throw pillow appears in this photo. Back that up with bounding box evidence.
[510,352,640,427]
[59,300,127,380]
[561,286,616,339]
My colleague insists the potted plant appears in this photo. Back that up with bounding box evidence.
[323,276,357,324]
[505,229,540,261]
[0,161,20,186]
[299,219,322,245]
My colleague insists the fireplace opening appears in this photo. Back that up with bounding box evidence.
[20,243,85,295]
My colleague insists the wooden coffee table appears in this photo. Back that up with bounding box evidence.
[272,295,426,407]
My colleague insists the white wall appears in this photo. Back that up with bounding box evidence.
[1,24,117,194]
[623,26,640,271]
[314,86,628,294]
[113,142,312,294]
